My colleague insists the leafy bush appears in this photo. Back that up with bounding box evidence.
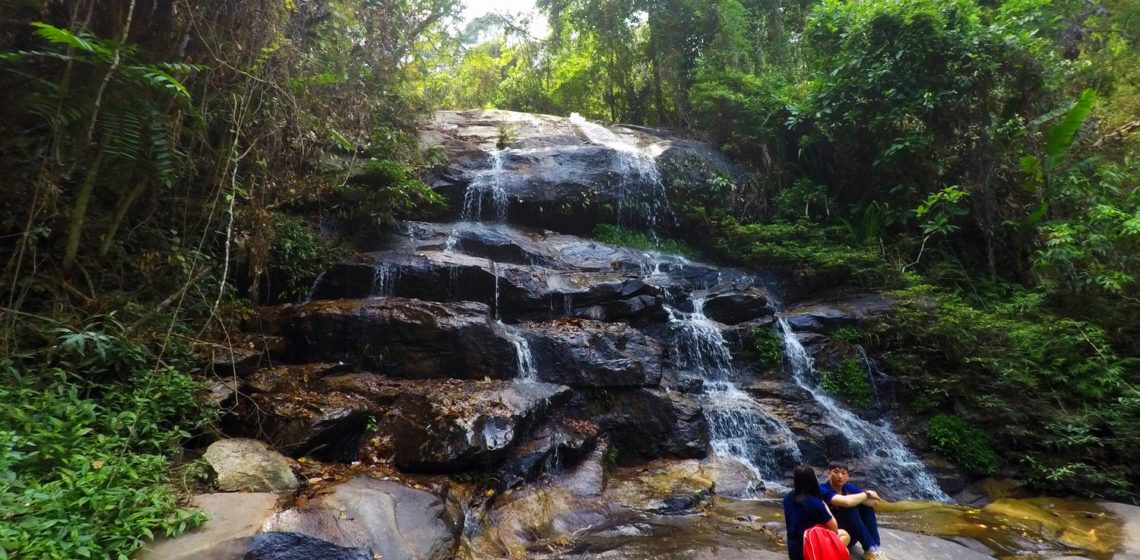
[873,282,1140,496]
[830,326,861,344]
[0,323,210,559]
[820,357,874,409]
[710,217,892,290]
[267,213,341,303]
[331,159,444,231]
[592,224,698,258]
[926,414,999,475]
[751,327,785,370]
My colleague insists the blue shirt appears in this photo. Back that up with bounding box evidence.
[783,492,832,560]
[820,482,864,508]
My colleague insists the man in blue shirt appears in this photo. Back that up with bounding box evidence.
[819,464,886,560]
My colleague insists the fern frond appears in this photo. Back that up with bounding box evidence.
[30,22,112,58]
[98,108,146,162]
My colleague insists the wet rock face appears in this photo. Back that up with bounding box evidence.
[496,416,599,489]
[238,371,570,471]
[307,222,722,322]
[261,475,463,560]
[701,288,774,325]
[328,374,571,471]
[418,110,741,235]
[524,318,665,387]
[244,533,372,560]
[784,294,894,333]
[282,298,519,379]
[591,389,710,463]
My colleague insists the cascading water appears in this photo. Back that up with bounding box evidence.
[668,297,802,490]
[569,113,671,232]
[299,270,327,304]
[370,262,397,298]
[461,149,509,223]
[775,317,950,501]
[854,345,884,407]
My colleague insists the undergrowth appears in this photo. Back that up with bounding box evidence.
[0,317,212,559]
[592,224,698,258]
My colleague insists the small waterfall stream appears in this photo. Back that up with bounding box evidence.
[461,149,509,223]
[569,113,671,232]
[668,296,802,491]
[776,317,950,501]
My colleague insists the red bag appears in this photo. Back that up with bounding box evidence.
[803,524,850,560]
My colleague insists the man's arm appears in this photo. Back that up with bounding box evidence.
[826,491,869,508]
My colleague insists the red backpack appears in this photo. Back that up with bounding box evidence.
[803,525,850,560]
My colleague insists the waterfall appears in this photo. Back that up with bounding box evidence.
[491,261,500,320]
[854,345,884,407]
[775,317,950,501]
[461,149,509,223]
[498,321,537,382]
[370,262,397,298]
[668,299,802,490]
[299,270,327,305]
[569,113,671,232]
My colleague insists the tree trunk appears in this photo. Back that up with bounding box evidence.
[98,178,148,257]
[62,151,104,271]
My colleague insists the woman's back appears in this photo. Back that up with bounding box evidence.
[783,492,832,560]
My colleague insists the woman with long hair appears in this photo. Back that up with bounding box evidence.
[783,464,850,560]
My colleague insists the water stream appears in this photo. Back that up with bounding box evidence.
[667,297,802,491]
[776,317,950,501]
[461,149,509,223]
[569,113,671,232]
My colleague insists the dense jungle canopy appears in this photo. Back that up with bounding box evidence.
[1,0,1139,557]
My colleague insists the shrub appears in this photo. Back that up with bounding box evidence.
[751,327,784,370]
[820,357,874,409]
[591,224,698,258]
[926,414,999,475]
[267,213,340,303]
[710,217,892,290]
[0,323,210,558]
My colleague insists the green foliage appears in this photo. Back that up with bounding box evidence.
[829,327,860,344]
[820,357,874,409]
[592,224,697,258]
[710,217,891,289]
[1044,89,1097,168]
[751,327,784,370]
[0,323,210,559]
[268,213,341,303]
[874,282,1140,496]
[332,159,445,232]
[926,414,999,475]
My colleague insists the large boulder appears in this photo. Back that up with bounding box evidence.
[203,438,299,493]
[261,475,462,560]
[243,533,372,560]
[701,288,774,325]
[282,298,519,379]
[238,372,570,470]
[523,318,665,387]
[136,493,280,560]
[325,374,571,471]
[784,294,894,333]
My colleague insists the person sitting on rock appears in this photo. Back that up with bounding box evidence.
[820,464,886,560]
[783,464,850,560]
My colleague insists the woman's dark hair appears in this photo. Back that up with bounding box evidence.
[792,464,823,504]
